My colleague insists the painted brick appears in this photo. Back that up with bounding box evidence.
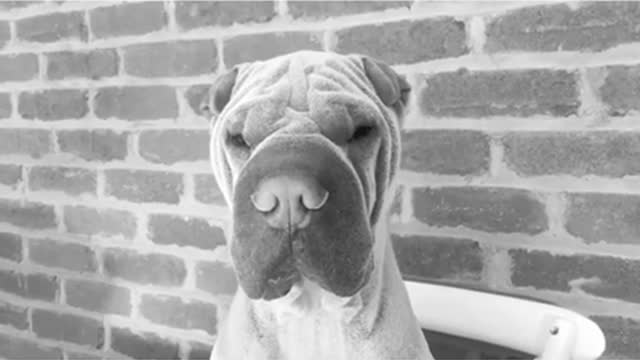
[413,186,548,235]
[125,40,217,78]
[224,32,322,67]
[139,295,217,334]
[47,49,119,80]
[90,2,166,39]
[289,1,411,19]
[95,86,178,120]
[29,166,96,195]
[65,279,131,316]
[591,316,640,359]
[0,164,22,187]
[195,261,238,296]
[565,193,640,245]
[0,129,51,158]
[391,234,483,282]
[510,249,640,304]
[0,199,57,229]
[334,17,467,65]
[599,65,640,116]
[111,327,180,360]
[0,92,11,118]
[175,1,276,29]
[503,132,640,177]
[0,21,9,49]
[19,89,88,120]
[486,3,640,53]
[32,309,104,348]
[57,129,128,162]
[29,238,97,272]
[64,205,137,238]
[139,129,210,164]
[0,232,22,262]
[103,248,187,287]
[148,214,225,250]
[194,173,226,205]
[185,84,210,116]
[0,53,38,82]
[419,69,579,117]
[105,169,183,204]
[401,130,490,175]
[0,300,28,330]
[16,11,87,43]
[0,270,59,301]
[0,334,63,360]
[188,342,213,360]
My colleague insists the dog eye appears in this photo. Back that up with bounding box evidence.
[349,125,375,142]
[228,133,250,149]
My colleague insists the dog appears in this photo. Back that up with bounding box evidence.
[206,51,433,360]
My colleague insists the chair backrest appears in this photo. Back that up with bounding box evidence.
[405,280,606,360]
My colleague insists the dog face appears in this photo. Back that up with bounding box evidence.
[207,51,410,301]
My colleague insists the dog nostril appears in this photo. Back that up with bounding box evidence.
[250,191,278,213]
[301,189,329,211]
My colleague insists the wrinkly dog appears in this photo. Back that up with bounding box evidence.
[207,51,433,360]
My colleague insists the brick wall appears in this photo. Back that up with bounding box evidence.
[0,1,638,359]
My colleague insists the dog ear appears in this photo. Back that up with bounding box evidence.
[362,57,411,114]
[202,67,239,118]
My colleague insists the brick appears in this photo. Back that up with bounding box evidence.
[29,238,97,272]
[419,69,579,117]
[565,193,640,244]
[47,49,118,80]
[503,132,640,177]
[289,1,410,19]
[0,92,11,118]
[195,261,237,295]
[64,205,136,238]
[0,199,57,229]
[0,270,59,301]
[19,89,89,120]
[140,295,216,334]
[599,65,640,116]
[124,40,217,78]
[0,21,9,49]
[148,214,225,250]
[510,249,640,304]
[413,187,548,234]
[0,232,22,262]
[32,309,104,347]
[95,86,178,120]
[194,174,226,205]
[90,2,166,39]
[334,18,467,65]
[111,327,179,360]
[57,129,128,162]
[0,333,63,360]
[224,32,322,67]
[29,166,96,195]
[66,279,131,315]
[185,84,210,116]
[17,11,87,43]
[0,164,22,186]
[105,169,183,204]
[0,53,38,82]
[392,234,483,282]
[176,1,275,29]
[0,129,51,158]
[188,342,213,360]
[0,300,28,330]
[401,130,490,175]
[104,248,187,286]
[139,129,209,164]
[590,316,640,359]
[486,3,640,53]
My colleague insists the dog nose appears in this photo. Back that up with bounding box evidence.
[250,176,329,229]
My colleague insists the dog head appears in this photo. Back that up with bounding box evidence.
[207,51,410,301]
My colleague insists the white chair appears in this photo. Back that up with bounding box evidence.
[405,280,606,360]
